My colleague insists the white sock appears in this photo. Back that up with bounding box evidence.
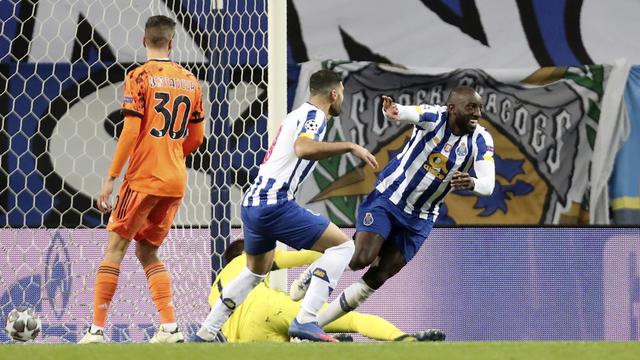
[201,266,265,332]
[296,240,354,324]
[160,322,177,332]
[89,324,104,334]
[317,279,375,327]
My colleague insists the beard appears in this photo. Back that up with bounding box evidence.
[455,111,478,134]
[328,102,341,117]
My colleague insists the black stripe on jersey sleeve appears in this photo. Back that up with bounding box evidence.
[189,117,205,124]
[121,109,144,118]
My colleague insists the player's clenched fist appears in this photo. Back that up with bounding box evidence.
[450,171,475,191]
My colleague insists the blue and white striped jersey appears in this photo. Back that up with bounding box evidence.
[243,102,327,207]
[376,104,494,219]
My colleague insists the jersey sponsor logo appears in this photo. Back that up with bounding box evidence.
[423,153,449,180]
[123,96,134,103]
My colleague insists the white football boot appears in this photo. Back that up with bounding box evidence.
[149,325,185,343]
[78,328,106,344]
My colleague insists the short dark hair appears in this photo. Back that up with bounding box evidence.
[309,70,342,96]
[145,15,176,49]
[223,239,245,264]
[446,86,478,104]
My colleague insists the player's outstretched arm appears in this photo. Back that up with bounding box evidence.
[294,136,378,169]
[381,95,423,126]
[97,116,141,213]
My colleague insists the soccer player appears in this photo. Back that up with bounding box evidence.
[194,70,379,342]
[208,240,444,342]
[79,15,205,344]
[291,86,495,328]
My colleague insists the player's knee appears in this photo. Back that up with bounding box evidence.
[103,250,126,264]
[104,235,129,262]
[104,246,127,263]
[135,246,159,266]
[349,251,375,271]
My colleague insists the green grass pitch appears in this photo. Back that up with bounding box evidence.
[2,342,640,360]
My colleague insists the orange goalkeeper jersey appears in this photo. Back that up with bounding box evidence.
[120,60,204,197]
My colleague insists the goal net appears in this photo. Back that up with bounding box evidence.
[0,0,273,343]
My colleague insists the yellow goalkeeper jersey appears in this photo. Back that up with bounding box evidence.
[208,250,321,342]
[206,249,408,342]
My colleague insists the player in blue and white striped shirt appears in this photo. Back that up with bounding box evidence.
[242,102,331,207]
[195,70,378,342]
[292,86,495,329]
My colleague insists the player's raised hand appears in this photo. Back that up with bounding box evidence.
[351,144,379,170]
[97,177,116,213]
[450,171,475,191]
[381,95,399,121]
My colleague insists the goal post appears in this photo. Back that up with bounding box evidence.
[267,0,289,292]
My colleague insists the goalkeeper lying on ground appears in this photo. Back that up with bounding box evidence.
[206,240,445,342]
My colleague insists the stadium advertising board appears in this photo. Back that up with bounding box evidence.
[2,228,639,342]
